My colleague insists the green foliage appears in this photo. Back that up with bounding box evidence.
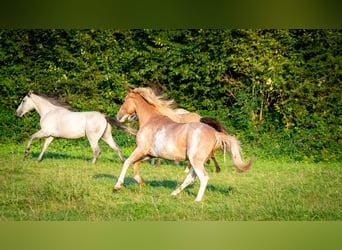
[1,29,341,161]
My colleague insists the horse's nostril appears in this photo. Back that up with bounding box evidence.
[128,114,137,122]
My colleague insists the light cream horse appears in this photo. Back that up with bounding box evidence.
[16,91,136,163]
[113,87,253,201]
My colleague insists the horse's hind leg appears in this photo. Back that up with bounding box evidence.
[101,126,125,163]
[86,134,101,164]
[192,166,209,202]
[177,154,209,201]
[211,155,221,173]
[184,161,191,173]
[37,136,54,162]
[171,168,197,197]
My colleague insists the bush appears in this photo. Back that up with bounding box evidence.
[1,29,341,161]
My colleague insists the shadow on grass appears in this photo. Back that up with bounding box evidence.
[93,173,117,180]
[92,174,178,190]
[145,179,178,190]
[28,151,123,163]
[182,183,235,197]
[92,173,235,195]
[206,184,235,194]
[30,151,90,161]
[92,173,138,187]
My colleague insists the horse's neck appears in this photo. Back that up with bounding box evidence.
[135,96,167,127]
[32,95,60,117]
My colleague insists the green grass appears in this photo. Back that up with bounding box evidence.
[0,141,341,221]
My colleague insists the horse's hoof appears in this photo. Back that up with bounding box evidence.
[113,185,121,192]
[138,179,145,186]
[134,175,145,186]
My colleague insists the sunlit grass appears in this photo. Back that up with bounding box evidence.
[0,142,341,221]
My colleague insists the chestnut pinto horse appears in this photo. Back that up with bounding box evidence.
[113,87,253,201]
[164,108,227,173]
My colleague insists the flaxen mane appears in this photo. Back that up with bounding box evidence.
[31,91,73,110]
[132,88,181,122]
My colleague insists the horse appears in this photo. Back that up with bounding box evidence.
[16,90,136,163]
[124,106,227,173]
[146,108,226,172]
[113,87,253,201]
[168,108,227,173]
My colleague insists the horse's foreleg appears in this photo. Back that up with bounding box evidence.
[114,161,129,190]
[37,136,54,162]
[114,148,146,190]
[171,168,197,197]
[133,161,144,186]
[25,130,49,158]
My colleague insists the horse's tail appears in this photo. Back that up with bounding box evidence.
[216,133,253,172]
[105,116,137,136]
[200,117,226,133]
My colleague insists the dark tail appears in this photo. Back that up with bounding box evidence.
[105,116,137,136]
[200,117,226,133]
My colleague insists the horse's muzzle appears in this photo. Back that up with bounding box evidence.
[16,111,23,117]
[116,113,126,123]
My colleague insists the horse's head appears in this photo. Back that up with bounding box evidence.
[16,91,36,117]
[117,92,137,123]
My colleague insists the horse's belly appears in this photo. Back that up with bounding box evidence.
[50,115,86,138]
[53,123,86,138]
[151,128,186,161]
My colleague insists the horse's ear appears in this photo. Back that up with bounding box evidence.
[126,87,132,93]
[28,90,34,96]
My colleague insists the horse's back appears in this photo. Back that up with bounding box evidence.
[82,111,105,121]
[179,112,201,123]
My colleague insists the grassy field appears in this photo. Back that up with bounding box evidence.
[0,140,341,221]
